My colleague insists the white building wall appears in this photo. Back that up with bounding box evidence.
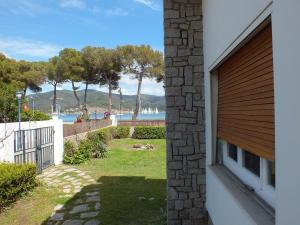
[203,0,272,68]
[202,0,275,225]
[272,1,300,224]
[0,118,64,165]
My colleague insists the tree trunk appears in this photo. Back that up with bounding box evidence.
[71,81,80,108]
[52,83,57,113]
[82,82,89,116]
[132,75,143,120]
[108,78,112,114]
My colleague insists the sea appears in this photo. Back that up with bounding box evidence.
[59,112,166,123]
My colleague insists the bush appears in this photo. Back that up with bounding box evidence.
[22,109,51,121]
[87,127,117,144]
[86,132,108,158]
[115,126,130,139]
[133,126,166,139]
[0,163,37,210]
[63,140,90,165]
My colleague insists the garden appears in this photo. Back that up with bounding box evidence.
[0,126,167,225]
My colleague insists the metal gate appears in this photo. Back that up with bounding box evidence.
[14,126,54,173]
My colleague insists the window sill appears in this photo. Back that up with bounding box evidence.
[207,165,275,225]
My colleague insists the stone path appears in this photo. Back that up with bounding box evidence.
[38,165,101,225]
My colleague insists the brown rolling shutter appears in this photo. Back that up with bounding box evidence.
[217,24,275,160]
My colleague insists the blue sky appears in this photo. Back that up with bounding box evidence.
[0,0,164,96]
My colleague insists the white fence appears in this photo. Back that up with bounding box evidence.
[0,117,64,165]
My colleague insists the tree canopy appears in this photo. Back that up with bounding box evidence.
[0,44,164,120]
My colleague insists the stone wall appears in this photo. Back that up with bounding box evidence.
[63,119,112,137]
[164,0,206,225]
[118,120,165,127]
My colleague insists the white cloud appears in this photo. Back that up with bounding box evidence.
[0,37,61,60]
[60,0,85,9]
[106,8,129,16]
[0,0,47,17]
[133,0,160,11]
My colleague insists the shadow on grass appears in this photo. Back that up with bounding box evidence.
[42,176,167,225]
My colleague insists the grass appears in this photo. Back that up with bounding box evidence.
[0,138,166,225]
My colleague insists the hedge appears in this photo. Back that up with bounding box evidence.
[132,126,166,139]
[115,126,130,139]
[0,163,37,210]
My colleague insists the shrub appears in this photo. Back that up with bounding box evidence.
[87,132,108,158]
[133,126,166,139]
[77,140,93,159]
[115,126,130,139]
[0,163,37,210]
[87,127,117,144]
[63,140,90,165]
[22,109,51,121]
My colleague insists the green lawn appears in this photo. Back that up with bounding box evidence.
[0,138,167,225]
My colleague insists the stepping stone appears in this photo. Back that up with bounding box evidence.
[62,220,83,225]
[49,212,64,221]
[70,204,89,214]
[86,192,99,197]
[54,204,64,211]
[80,211,99,219]
[63,188,71,194]
[149,197,155,201]
[84,219,100,225]
[65,168,77,172]
[74,199,84,204]
[86,196,100,203]
[138,197,146,201]
[95,202,101,210]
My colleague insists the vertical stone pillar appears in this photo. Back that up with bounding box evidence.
[164,0,206,225]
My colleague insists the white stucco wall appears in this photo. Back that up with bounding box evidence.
[0,118,64,165]
[272,1,300,224]
[202,0,275,225]
[203,0,300,224]
[203,0,272,68]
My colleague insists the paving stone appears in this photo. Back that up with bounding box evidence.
[62,220,84,225]
[54,204,64,211]
[65,168,77,172]
[49,212,64,221]
[70,204,89,214]
[86,192,99,197]
[63,188,71,194]
[84,219,100,225]
[80,211,99,219]
[86,196,100,203]
[95,202,101,210]
[74,199,84,204]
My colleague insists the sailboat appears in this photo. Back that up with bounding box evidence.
[155,107,159,114]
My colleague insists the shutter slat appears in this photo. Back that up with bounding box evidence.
[217,24,275,160]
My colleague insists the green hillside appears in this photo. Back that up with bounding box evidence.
[28,90,165,113]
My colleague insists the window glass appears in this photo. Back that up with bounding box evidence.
[268,161,275,187]
[228,143,238,161]
[243,150,260,177]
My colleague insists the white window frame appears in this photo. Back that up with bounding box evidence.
[221,140,276,208]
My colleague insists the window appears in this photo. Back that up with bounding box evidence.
[228,143,238,161]
[221,140,276,207]
[243,151,260,177]
[268,161,275,187]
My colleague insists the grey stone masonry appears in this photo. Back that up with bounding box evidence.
[164,0,206,225]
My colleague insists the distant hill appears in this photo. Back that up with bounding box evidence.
[28,90,165,113]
